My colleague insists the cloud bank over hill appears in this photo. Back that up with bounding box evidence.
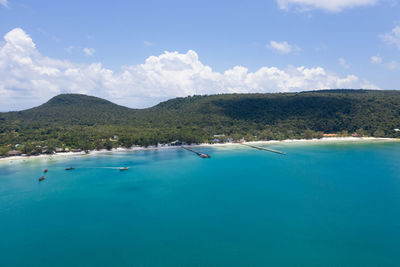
[0,28,378,111]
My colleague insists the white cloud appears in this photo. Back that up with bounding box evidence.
[277,0,378,12]
[65,46,74,54]
[0,0,8,7]
[83,47,95,56]
[386,60,400,70]
[380,26,400,50]
[143,41,156,47]
[370,55,399,70]
[268,40,300,54]
[0,28,379,111]
[338,58,350,69]
[370,55,383,64]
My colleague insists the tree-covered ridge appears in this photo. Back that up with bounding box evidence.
[1,90,400,156]
[2,94,136,125]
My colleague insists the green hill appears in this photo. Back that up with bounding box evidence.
[1,90,400,155]
[1,94,136,125]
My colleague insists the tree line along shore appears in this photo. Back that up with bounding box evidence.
[1,89,400,157]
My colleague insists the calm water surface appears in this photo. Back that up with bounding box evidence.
[1,141,400,266]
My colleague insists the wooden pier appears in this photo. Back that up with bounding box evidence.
[181,147,211,158]
[240,143,286,155]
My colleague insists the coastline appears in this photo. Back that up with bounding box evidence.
[1,136,399,163]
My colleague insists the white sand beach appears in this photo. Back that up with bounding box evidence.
[1,137,398,164]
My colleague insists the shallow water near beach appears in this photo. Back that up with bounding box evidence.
[1,141,400,266]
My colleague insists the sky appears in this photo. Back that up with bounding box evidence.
[0,0,400,111]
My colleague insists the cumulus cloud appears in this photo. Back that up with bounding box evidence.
[0,0,8,7]
[0,28,379,111]
[370,55,383,64]
[277,0,378,12]
[143,41,156,47]
[370,55,399,70]
[83,47,95,56]
[338,58,350,69]
[65,46,74,53]
[386,60,400,70]
[268,40,296,54]
[380,26,400,50]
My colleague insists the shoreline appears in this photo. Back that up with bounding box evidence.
[1,136,399,163]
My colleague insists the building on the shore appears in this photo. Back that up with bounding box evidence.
[55,147,64,152]
[110,135,119,142]
[8,150,22,156]
[170,140,182,146]
[323,133,338,137]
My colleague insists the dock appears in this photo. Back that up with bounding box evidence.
[240,143,286,155]
[181,146,211,158]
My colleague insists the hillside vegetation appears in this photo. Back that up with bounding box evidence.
[1,90,400,155]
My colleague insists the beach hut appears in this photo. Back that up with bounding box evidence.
[8,150,22,156]
[323,133,337,137]
[170,140,182,146]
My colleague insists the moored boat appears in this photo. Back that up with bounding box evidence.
[65,167,75,170]
[39,176,45,182]
[44,169,48,173]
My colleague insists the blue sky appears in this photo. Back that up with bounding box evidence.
[0,0,400,110]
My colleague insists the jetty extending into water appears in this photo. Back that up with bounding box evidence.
[240,143,286,155]
[181,147,211,158]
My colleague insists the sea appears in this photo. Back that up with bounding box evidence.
[1,140,400,266]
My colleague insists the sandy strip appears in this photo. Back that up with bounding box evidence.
[1,137,398,163]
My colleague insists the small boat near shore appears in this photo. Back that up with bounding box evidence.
[44,169,48,173]
[120,167,129,171]
[65,167,75,170]
[39,176,46,182]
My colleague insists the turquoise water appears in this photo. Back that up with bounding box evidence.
[1,141,400,266]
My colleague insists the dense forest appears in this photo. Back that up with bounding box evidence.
[1,89,400,156]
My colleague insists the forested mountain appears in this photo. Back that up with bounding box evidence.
[2,94,136,125]
[1,90,400,155]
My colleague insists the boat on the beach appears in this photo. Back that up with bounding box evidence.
[39,176,45,182]
[120,167,129,171]
[65,167,75,170]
